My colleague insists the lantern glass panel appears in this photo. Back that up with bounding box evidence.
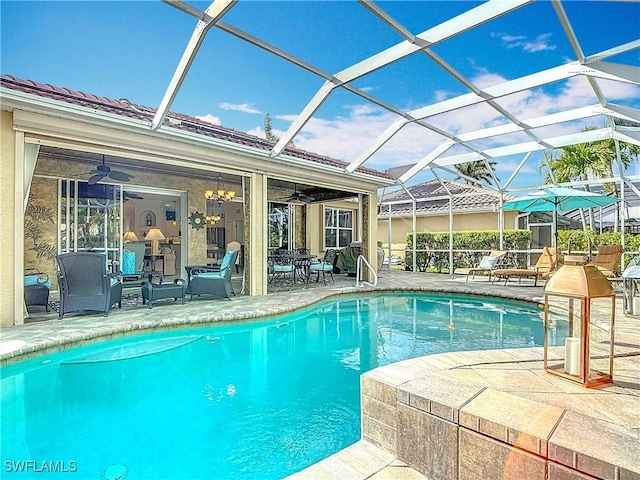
[545,297,585,379]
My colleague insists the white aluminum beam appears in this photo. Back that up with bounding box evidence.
[409,63,577,121]
[345,117,408,173]
[551,0,585,63]
[432,127,615,168]
[272,0,531,156]
[613,130,640,147]
[398,140,456,183]
[152,0,237,130]
[585,40,640,65]
[457,105,606,142]
[588,62,640,85]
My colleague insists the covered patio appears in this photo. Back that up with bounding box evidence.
[3,1,639,327]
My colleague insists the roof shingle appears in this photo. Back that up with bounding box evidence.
[380,179,514,215]
[1,74,391,180]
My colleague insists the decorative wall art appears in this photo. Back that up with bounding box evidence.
[189,211,206,230]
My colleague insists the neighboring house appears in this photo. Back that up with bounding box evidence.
[0,75,394,327]
[377,179,583,260]
[377,179,519,258]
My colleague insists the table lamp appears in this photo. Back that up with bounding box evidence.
[145,228,166,255]
[123,231,139,243]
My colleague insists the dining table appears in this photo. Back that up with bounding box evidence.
[268,252,316,284]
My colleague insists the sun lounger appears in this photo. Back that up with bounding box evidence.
[593,245,623,278]
[492,247,561,286]
[454,250,507,281]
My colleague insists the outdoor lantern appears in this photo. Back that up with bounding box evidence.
[622,261,640,316]
[543,256,615,387]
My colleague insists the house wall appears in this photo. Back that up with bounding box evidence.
[377,210,520,260]
[2,105,387,325]
[0,111,19,327]
[24,177,57,289]
[306,200,360,258]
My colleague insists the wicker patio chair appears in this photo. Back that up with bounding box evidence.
[24,267,51,311]
[185,249,239,300]
[56,252,123,318]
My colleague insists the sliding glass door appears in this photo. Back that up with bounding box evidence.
[59,180,123,267]
[268,202,293,250]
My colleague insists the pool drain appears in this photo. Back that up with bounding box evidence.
[102,464,128,480]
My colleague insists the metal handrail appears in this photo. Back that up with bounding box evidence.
[355,254,378,288]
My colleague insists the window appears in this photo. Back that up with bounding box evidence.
[324,207,353,248]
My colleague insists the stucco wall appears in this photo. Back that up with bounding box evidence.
[0,111,17,326]
[24,177,58,288]
[30,156,246,274]
[377,211,520,246]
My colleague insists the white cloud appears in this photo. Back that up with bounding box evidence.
[247,126,265,138]
[259,66,637,190]
[219,102,262,114]
[195,114,222,125]
[492,31,556,53]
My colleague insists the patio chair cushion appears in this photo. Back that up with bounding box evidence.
[196,272,224,279]
[220,250,235,270]
[478,256,499,270]
[24,274,52,288]
[310,262,333,272]
[122,250,136,274]
[273,264,294,273]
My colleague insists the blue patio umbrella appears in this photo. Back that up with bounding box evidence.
[503,186,620,247]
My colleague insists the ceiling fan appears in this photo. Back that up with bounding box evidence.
[87,155,134,185]
[276,184,315,203]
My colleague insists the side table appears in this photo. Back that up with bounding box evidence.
[141,278,186,309]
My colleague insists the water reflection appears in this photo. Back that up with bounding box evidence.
[1,293,563,480]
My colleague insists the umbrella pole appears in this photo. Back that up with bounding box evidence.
[554,208,559,249]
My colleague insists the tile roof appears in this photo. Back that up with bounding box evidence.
[380,179,514,216]
[0,74,391,180]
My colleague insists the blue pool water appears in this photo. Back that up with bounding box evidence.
[1,293,564,479]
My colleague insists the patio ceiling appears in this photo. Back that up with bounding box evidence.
[155,0,639,194]
[36,146,358,203]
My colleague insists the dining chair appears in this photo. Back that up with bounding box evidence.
[269,250,294,284]
[310,249,337,284]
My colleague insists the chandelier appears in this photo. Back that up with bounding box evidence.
[206,213,222,226]
[204,176,236,205]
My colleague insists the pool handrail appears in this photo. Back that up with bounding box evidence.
[355,254,378,288]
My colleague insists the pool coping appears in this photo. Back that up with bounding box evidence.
[1,275,548,366]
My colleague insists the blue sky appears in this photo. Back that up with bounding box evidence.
[2,1,639,190]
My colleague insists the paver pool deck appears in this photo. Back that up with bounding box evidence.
[2,270,638,479]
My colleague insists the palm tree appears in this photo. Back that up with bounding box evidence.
[453,160,499,187]
[543,129,634,229]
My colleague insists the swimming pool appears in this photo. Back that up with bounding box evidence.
[1,292,564,479]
